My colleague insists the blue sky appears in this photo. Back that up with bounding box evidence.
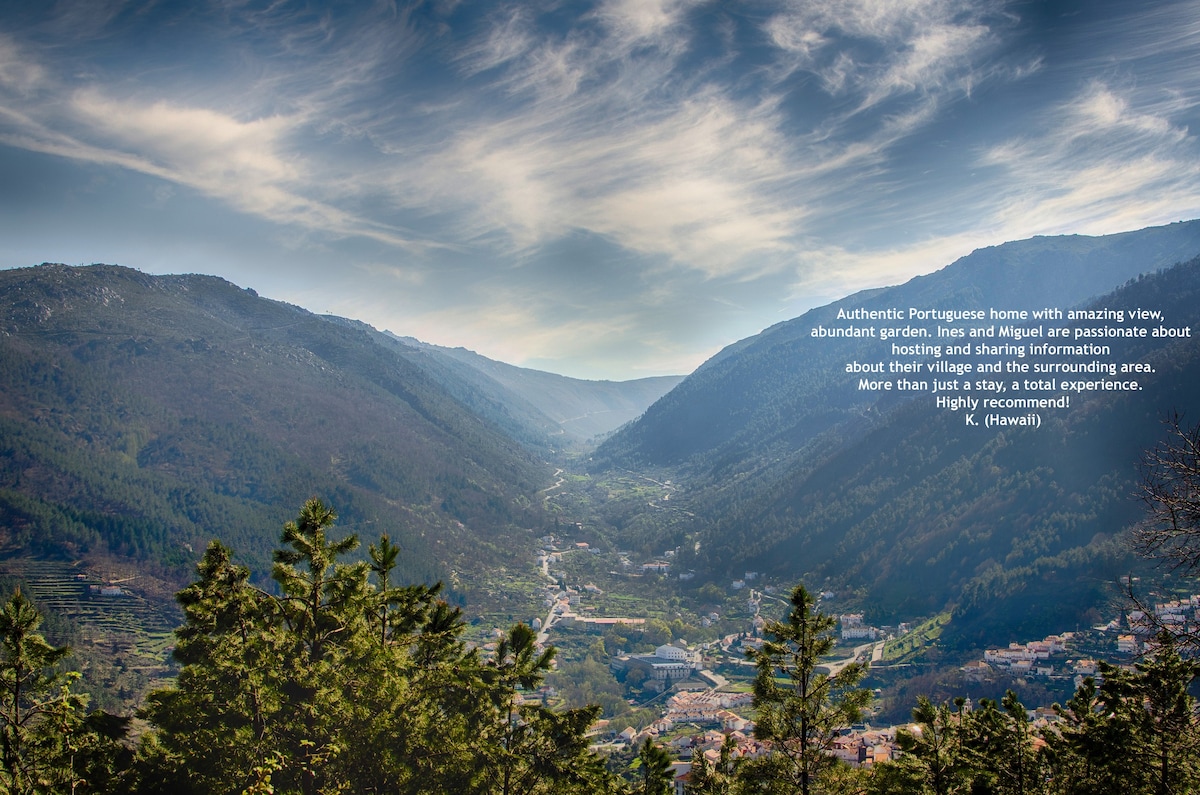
[2,0,1199,379]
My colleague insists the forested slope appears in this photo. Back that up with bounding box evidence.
[593,223,1200,644]
[681,259,1200,644]
[0,263,550,587]
[596,220,1200,474]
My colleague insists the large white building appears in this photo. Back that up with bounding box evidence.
[612,644,701,685]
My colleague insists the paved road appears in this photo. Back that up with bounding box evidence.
[822,640,885,676]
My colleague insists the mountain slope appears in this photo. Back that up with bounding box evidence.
[710,258,1200,638]
[592,221,1200,644]
[0,264,550,590]
[688,258,1200,643]
[595,220,1200,475]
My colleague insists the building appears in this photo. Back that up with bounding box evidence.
[613,644,701,686]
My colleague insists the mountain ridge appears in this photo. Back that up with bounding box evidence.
[595,219,1200,474]
[591,221,1200,644]
[0,263,554,595]
[387,335,684,443]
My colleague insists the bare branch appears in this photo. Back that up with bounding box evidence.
[1133,413,1200,572]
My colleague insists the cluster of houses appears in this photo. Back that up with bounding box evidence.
[605,721,902,794]
[608,691,754,748]
[663,689,754,730]
[960,633,1102,682]
[526,533,1200,793]
[962,602,1200,683]
[839,613,880,641]
[830,728,901,768]
[964,593,1200,682]
[1118,594,1200,654]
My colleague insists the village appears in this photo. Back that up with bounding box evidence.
[511,534,1197,790]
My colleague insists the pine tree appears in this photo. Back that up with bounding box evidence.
[473,622,617,795]
[873,696,971,795]
[1099,635,1200,795]
[636,737,673,795]
[957,691,1045,795]
[138,499,620,795]
[0,590,91,794]
[138,541,279,794]
[741,584,871,795]
[685,733,738,794]
[1046,676,1139,795]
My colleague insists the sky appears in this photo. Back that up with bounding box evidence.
[2,1,1199,380]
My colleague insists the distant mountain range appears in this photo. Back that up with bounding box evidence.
[0,264,677,596]
[595,220,1200,645]
[386,336,683,443]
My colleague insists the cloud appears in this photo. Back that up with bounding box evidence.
[72,92,298,185]
[0,1,1015,284]
[765,0,1011,120]
[0,35,46,95]
[419,86,807,277]
[591,0,697,50]
[456,7,537,75]
[0,21,441,254]
[978,81,1200,236]
[797,73,1200,306]
[62,91,437,250]
[3,0,1200,379]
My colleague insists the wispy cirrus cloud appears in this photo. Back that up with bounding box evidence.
[420,88,804,276]
[0,0,1019,283]
[979,81,1200,235]
[0,35,46,96]
[764,0,1008,105]
[3,1,1200,378]
[0,19,443,252]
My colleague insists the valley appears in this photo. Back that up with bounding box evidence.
[3,221,1200,763]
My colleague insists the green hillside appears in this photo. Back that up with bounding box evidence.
[592,226,1200,646]
[0,263,550,593]
[596,220,1200,473]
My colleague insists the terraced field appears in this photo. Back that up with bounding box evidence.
[0,559,179,665]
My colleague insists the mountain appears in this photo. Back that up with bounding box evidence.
[593,221,1200,645]
[389,337,684,442]
[0,263,553,593]
[596,220,1200,474]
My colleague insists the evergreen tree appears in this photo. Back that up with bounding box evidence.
[1138,638,1200,794]
[872,696,971,795]
[138,498,618,795]
[1095,635,1200,795]
[957,691,1045,795]
[269,498,375,795]
[636,737,673,795]
[368,533,401,645]
[473,622,617,795]
[741,584,871,795]
[0,590,127,795]
[1045,676,1140,795]
[137,541,280,793]
[685,734,738,795]
[1040,634,1200,795]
